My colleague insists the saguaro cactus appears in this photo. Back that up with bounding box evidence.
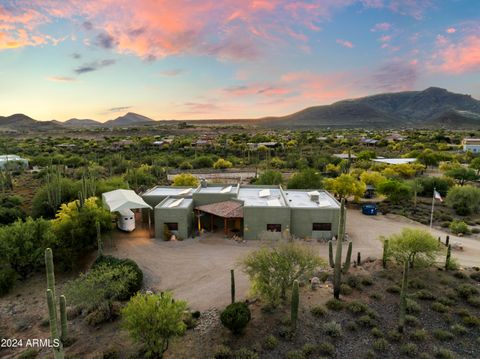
[382,239,389,269]
[445,244,452,270]
[329,199,351,299]
[328,241,334,268]
[45,248,66,358]
[398,261,409,333]
[291,280,299,332]
[230,269,235,304]
[96,221,103,257]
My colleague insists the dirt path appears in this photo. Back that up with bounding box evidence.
[106,210,480,310]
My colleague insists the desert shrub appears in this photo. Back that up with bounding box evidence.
[445,185,480,216]
[262,335,278,350]
[416,289,435,300]
[387,330,402,342]
[345,320,358,331]
[323,321,342,337]
[346,300,368,314]
[220,302,251,334]
[371,327,383,338]
[410,329,427,342]
[285,350,305,359]
[121,292,187,358]
[325,299,344,311]
[450,324,467,336]
[432,302,449,313]
[386,285,401,294]
[214,345,232,359]
[456,283,479,298]
[310,305,327,317]
[406,299,421,314]
[85,303,121,326]
[360,275,374,286]
[242,242,324,306]
[65,258,143,314]
[340,283,353,295]
[462,314,480,327]
[370,292,384,301]
[449,220,470,235]
[0,267,16,296]
[433,329,454,341]
[346,275,362,289]
[467,296,480,308]
[356,315,376,328]
[234,348,259,359]
[469,271,480,282]
[101,347,119,359]
[318,342,335,356]
[301,343,316,357]
[405,315,420,327]
[437,297,454,307]
[18,348,38,359]
[434,348,456,359]
[373,338,388,351]
[364,349,375,359]
[400,343,418,357]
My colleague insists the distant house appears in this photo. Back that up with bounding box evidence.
[360,137,379,145]
[333,153,357,160]
[110,139,134,150]
[247,142,282,150]
[372,158,416,165]
[462,139,480,153]
[56,143,77,148]
[0,155,29,170]
[385,133,405,142]
[192,139,212,148]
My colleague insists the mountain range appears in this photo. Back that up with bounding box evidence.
[1,88,479,131]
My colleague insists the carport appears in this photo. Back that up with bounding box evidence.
[195,200,243,236]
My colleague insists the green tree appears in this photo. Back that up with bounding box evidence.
[52,197,112,267]
[243,242,324,306]
[0,218,56,278]
[360,171,386,187]
[323,174,366,200]
[377,179,412,204]
[407,179,424,211]
[287,169,322,189]
[213,158,233,169]
[0,195,26,225]
[255,170,283,185]
[382,228,441,333]
[121,292,187,358]
[469,157,480,175]
[31,177,77,219]
[444,167,478,185]
[445,185,480,215]
[172,173,199,187]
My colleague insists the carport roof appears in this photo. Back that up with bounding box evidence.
[102,189,152,212]
[196,201,243,218]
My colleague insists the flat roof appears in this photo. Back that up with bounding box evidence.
[143,186,196,197]
[157,197,193,209]
[372,158,416,165]
[283,190,340,209]
[238,187,286,207]
[196,185,236,194]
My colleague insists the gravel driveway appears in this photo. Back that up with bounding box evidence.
[107,209,480,310]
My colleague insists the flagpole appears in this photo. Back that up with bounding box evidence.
[429,187,436,229]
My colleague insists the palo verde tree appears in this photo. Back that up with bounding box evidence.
[243,241,324,307]
[121,292,187,358]
[382,228,441,333]
[172,173,199,187]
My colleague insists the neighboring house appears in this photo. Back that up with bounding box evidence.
[247,142,282,150]
[141,183,340,241]
[0,155,29,170]
[462,139,480,153]
[333,153,357,160]
[372,158,417,165]
[360,137,379,145]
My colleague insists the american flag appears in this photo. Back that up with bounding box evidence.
[434,190,443,202]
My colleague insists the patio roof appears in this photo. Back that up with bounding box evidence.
[196,201,243,218]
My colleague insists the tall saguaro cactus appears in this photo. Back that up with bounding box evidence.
[45,248,66,358]
[445,244,452,270]
[230,269,235,304]
[291,280,299,332]
[97,221,103,257]
[382,239,389,269]
[328,199,351,299]
[398,261,409,333]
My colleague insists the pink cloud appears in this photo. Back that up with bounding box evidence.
[430,35,480,74]
[370,22,392,32]
[336,39,354,48]
[446,27,456,34]
[378,35,391,43]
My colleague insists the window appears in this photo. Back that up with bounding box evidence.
[266,224,281,232]
[165,222,178,231]
[312,223,332,231]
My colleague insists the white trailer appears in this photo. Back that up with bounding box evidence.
[117,209,135,232]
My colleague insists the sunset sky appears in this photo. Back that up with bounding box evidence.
[0,0,479,122]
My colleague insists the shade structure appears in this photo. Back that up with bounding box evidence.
[102,189,152,212]
[195,200,243,218]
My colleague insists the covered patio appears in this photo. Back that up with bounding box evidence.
[195,200,243,236]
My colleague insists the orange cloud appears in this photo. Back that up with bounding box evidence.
[336,39,354,48]
[430,35,480,74]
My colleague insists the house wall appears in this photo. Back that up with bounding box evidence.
[290,207,340,240]
[464,144,480,153]
[243,206,291,240]
[193,192,236,206]
[154,202,194,240]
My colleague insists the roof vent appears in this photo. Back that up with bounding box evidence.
[200,178,207,188]
[259,189,271,198]
[307,190,320,202]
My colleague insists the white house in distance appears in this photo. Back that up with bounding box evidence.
[0,155,29,170]
[462,139,480,153]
